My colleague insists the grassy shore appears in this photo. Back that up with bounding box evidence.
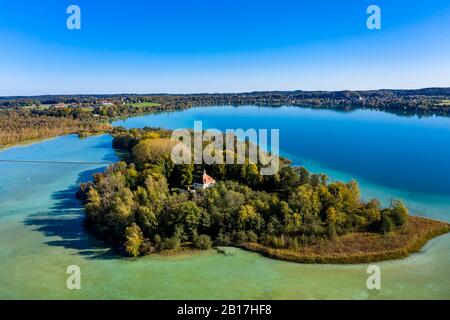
[127,102,161,108]
[240,216,450,264]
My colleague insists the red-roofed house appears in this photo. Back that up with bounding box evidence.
[193,170,216,190]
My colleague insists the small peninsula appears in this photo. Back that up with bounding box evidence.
[76,127,450,264]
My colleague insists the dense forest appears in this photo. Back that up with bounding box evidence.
[78,127,414,260]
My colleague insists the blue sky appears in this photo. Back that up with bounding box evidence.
[0,0,449,95]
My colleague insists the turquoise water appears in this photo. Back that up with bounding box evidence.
[0,106,449,299]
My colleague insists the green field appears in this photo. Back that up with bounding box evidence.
[22,105,52,110]
[127,102,161,108]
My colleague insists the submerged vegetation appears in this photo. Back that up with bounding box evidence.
[77,127,450,262]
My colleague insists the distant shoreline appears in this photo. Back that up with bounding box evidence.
[2,91,450,148]
[1,87,450,99]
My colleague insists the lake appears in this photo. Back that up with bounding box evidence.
[0,106,449,299]
[115,106,450,220]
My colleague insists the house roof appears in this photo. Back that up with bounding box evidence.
[202,173,215,185]
[196,170,215,185]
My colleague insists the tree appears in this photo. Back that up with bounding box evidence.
[182,201,207,240]
[238,204,258,228]
[285,212,303,234]
[135,205,157,237]
[132,138,177,168]
[159,236,181,251]
[325,207,337,224]
[390,200,408,227]
[365,199,381,224]
[170,163,194,187]
[223,190,246,212]
[124,163,139,188]
[380,211,394,234]
[310,174,321,188]
[164,200,207,241]
[193,234,212,250]
[277,167,300,192]
[124,223,144,257]
[242,163,262,188]
[289,185,321,223]
[298,167,310,185]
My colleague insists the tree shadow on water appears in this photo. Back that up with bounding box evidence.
[23,167,120,260]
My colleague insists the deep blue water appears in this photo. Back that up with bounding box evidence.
[113,106,450,198]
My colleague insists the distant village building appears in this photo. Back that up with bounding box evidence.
[101,100,114,106]
[193,170,216,190]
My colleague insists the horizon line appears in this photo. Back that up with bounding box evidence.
[1,86,449,99]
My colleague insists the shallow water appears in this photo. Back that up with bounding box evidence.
[0,107,449,299]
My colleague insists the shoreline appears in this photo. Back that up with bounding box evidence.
[0,130,111,152]
[125,216,450,264]
[0,135,66,151]
[239,216,450,264]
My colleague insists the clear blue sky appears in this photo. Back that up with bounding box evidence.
[0,0,449,95]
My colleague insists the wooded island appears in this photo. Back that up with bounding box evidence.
[76,127,450,263]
